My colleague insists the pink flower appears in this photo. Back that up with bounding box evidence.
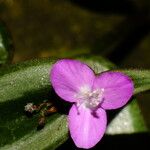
[50,59,134,149]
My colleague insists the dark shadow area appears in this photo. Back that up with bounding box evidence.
[106,17,150,64]
[89,16,150,64]
[70,0,150,65]
[56,132,150,150]
[71,0,139,15]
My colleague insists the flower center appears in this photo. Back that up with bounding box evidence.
[75,86,104,109]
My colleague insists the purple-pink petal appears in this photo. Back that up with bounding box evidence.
[68,104,107,149]
[50,59,95,103]
[93,72,134,110]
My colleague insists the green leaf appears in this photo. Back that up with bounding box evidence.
[0,58,55,103]
[106,99,147,134]
[0,56,148,150]
[0,21,14,65]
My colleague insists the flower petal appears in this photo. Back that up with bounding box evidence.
[50,59,95,102]
[68,104,107,149]
[93,71,134,109]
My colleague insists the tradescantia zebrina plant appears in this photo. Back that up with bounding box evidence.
[0,56,149,150]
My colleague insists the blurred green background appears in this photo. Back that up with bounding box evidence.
[0,0,150,148]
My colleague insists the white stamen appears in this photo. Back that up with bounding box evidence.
[75,86,104,109]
